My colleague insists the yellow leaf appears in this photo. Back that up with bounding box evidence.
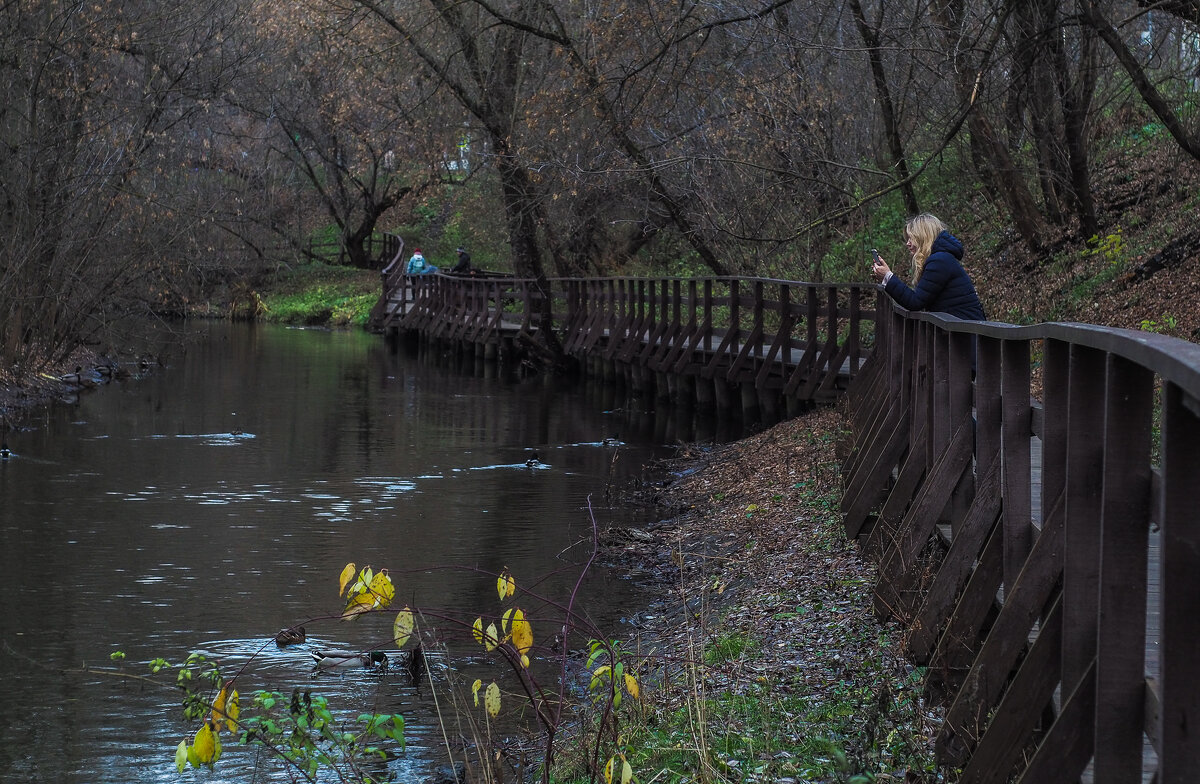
[369,570,395,608]
[511,609,533,657]
[339,563,356,596]
[342,592,375,620]
[501,608,513,636]
[472,679,482,707]
[484,682,501,717]
[393,607,414,649]
[520,654,530,668]
[175,741,187,773]
[191,720,220,766]
[212,685,228,727]
[624,673,640,700]
[484,623,499,652]
[604,755,616,784]
[496,570,515,601]
[620,756,633,784]
[472,617,484,644]
[225,691,240,733]
[593,665,610,679]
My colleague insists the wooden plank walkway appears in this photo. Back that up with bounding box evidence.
[371,248,1197,780]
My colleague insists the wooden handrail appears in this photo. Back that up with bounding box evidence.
[842,292,1200,781]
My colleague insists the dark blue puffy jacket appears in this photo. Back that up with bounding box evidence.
[883,231,985,320]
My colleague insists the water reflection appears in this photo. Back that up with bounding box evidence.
[0,322,709,783]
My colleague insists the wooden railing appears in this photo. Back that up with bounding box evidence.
[305,232,400,267]
[373,246,1200,776]
[372,268,877,406]
[365,236,407,330]
[841,293,1200,782]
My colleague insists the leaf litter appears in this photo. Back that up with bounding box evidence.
[604,407,941,782]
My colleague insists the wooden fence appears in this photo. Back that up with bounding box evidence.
[371,265,877,412]
[841,294,1200,782]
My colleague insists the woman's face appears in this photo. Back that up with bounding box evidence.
[904,232,917,257]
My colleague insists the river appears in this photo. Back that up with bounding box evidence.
[0,322,740,783]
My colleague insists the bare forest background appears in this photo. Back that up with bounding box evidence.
[3,0,1200,375]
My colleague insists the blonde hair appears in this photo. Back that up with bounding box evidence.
[905,213,948,280]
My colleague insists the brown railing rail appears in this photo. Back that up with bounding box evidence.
[841,292,1200,782]
[372,265,877,408]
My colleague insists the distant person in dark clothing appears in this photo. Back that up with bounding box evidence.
[451,247,472,274]
[871,214,985,320]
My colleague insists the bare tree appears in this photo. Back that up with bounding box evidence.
[0,0,259,371]
[239,4,447,269]
[1080,0,1200,162]
[849,0,920,216]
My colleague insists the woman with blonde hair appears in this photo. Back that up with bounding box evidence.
[871,214,985,320]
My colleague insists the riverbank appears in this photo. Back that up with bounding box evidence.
[0,347,146,430]
[606,407,938,782]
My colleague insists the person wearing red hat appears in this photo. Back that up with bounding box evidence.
[406,247,428,275]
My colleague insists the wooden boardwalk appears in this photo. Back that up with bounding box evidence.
[371,240,1199,781]
[372,263,878,412]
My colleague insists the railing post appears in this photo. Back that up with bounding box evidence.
[1063,343,1106,692]
[702,280,713,352]
[1159,384,1200,782]
[1094,353,1153,780]
[1000,339,1033,587]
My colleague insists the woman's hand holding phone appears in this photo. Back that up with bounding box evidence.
[870,249,890,282]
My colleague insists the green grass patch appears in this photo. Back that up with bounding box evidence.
[704,632,758,665]
[259,263,380,327]
[624,674,935,783]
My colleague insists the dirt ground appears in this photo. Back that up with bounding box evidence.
[969,142,1200,341]
[604,407,939,780]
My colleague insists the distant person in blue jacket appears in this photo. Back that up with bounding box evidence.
[406,248,437,275]
[871,214,985,320]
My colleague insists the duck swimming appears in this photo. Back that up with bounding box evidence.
[311,650,389,672]
[525,451,542,468]
[1,442,11,460]
[60,366,100,387]
[275,626,306,646]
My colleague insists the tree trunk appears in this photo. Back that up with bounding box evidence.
[1054,13,1099,240]
[849,0,920,216]
[932,0,1044,250]
[1080,0,1200,162]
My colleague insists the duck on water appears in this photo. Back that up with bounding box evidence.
[310,645,427,682]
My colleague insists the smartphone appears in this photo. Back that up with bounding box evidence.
[870,248,882,265]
